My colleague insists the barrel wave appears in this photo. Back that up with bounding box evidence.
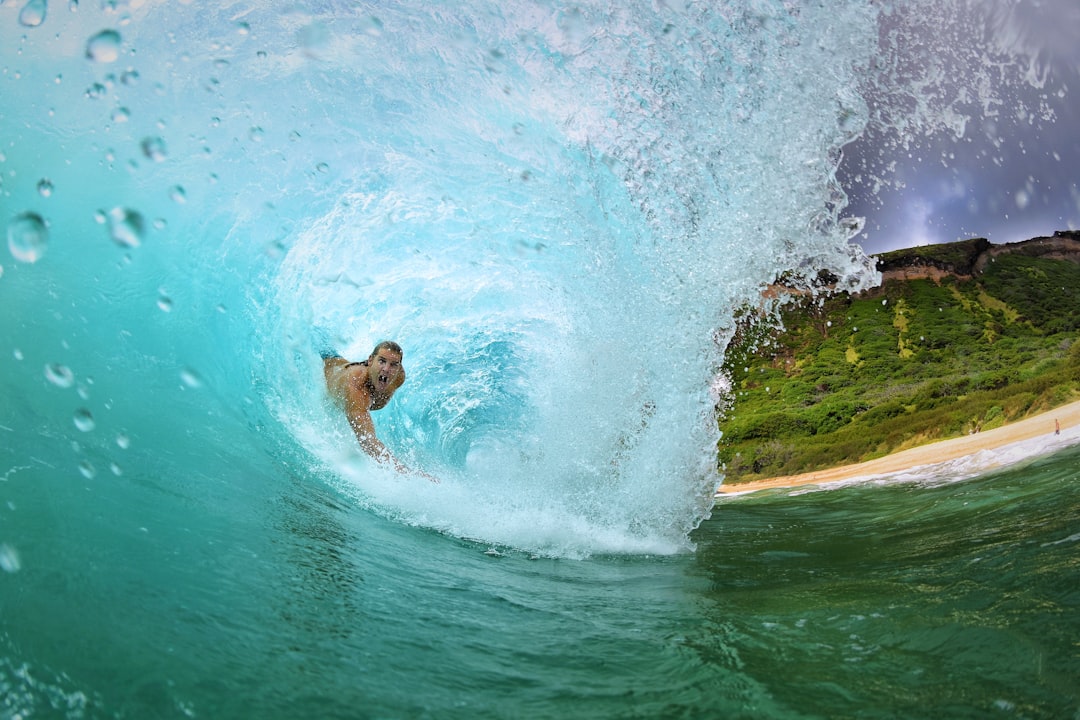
[3,1,1078,718]
[260,0,882,555]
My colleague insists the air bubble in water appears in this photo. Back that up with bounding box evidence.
[73,408,95,432]
[7,212,48,263]
[18,0,47,27]
[37,178,53,197]
[140,136,167,162]
[44,363,75,388]
[86,29,121,63]
[107,207,144,248]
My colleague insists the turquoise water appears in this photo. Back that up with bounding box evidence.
[2,1,1078,718]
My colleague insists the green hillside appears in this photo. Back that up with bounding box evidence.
[718,235,1080,483]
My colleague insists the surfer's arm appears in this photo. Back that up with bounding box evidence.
[338,366,438,482]
[344,392,409,472]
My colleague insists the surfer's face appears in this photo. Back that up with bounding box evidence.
[368,349,403,392]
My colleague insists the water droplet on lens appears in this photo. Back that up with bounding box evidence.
[44,363,75,387]
[37,178,53,197]
[298,21,328,58]
[248,126,264,142]
[78,460,96,479]
[157,292,173,312]
[7,211,48,263]
[316,162,329,173]
[360,15,383,36]
[116,432,130,449]
[140,136,167,161]
[168,185,186,203]
[109,462,122,476]
[180,367,202,388]
[18,0,47,28]
[106,206,144,248]
[111,106,130,123]
[73,407,95,431]
[85,82,106,99]
[0,544,21,573]
[86,29,121,63]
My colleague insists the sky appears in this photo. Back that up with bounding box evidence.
[839,0,1080,255]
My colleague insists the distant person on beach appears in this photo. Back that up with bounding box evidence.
[1055,419,1060,435]
[322,340,437,482]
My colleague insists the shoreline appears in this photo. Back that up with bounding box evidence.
[716,397,1080,496]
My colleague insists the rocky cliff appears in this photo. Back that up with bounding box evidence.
[873,230,1080,285]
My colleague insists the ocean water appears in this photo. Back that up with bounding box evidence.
[2,1,1078,718]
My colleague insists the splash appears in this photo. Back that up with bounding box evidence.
[263,0,886,555]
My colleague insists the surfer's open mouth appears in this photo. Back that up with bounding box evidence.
[378,374,389,384]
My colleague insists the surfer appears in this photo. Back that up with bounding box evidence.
[322,340,438,482]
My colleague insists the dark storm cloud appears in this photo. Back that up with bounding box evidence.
[840,0,1080,254]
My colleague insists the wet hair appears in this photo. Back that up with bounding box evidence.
[369,340,403,361]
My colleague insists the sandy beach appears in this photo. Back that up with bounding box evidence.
[717,398,1080,496]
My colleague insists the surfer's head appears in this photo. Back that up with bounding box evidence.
[369,340,403,361]
[367,341,404,394]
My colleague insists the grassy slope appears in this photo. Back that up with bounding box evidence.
[718,250,1080,482]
